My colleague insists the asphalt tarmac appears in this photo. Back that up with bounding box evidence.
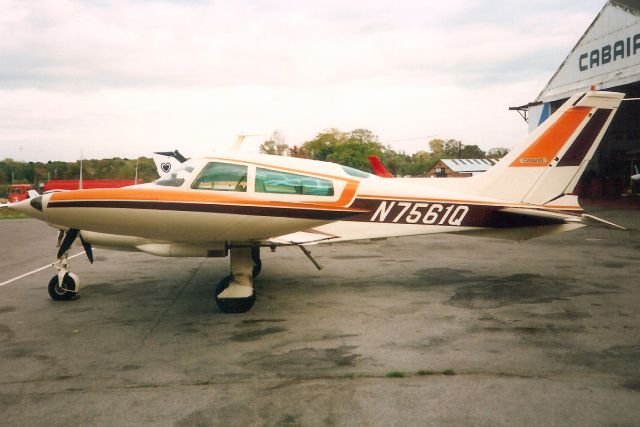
[1,205,639,426]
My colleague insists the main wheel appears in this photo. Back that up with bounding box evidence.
[48,274,77,301]
[215,275,256,313]
[251,246,262,278]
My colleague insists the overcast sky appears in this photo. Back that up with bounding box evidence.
[0,0,605,162]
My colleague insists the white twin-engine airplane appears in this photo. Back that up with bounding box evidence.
[6,90,626,313]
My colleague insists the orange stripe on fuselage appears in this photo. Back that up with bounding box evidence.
[510,107,591,168]
[49,184,363,212]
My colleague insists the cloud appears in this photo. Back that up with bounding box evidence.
[0,0,605,161]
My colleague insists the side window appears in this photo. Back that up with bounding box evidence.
[255,168,334,196]
[191,162,248,192]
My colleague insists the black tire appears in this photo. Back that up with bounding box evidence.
[215,275,255,313]
[48,274,77,301]
[251,246,262,278]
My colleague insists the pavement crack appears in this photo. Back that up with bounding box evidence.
[139,259,206,344]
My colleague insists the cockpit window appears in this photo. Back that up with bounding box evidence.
[191,162,248,192]
[342,165,371,178]
[155,165,194,187]
[255,168,334,196]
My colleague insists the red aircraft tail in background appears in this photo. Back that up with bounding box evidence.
[367,155,393,178]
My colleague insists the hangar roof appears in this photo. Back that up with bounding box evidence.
[537,0,640,102]
[440,158,498,173]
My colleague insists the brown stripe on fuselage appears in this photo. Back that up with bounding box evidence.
[356,194,582,211]
[557,109,612,166]
[344,198,576,228]
[46,199,361,221]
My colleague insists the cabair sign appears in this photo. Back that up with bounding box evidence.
[579,33,640,71]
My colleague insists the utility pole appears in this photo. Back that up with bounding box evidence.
[79,147,83,190]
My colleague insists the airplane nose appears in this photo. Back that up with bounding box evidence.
[9,194,49,222]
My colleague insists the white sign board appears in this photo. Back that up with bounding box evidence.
[538,2,640,102]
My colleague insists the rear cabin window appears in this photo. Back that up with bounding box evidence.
[255,168,334,196]
[191,162,248,192]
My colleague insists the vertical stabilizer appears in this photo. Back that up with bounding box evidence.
[473,91,623,205]
[368,155,394,178]
[153,150,188,179]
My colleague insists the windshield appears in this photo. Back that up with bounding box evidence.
[342,165,371,179]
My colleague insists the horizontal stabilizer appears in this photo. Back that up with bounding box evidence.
[580,214,626,230]
[500,207,624,230]
[500,207,582,223]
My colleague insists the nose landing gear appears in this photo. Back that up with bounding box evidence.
[48,255,80,301]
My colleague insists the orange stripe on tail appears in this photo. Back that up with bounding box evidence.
[510,107,591,167]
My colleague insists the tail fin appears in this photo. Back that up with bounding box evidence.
[152,150,188,179]
[368,155,394,178]
[474,90,623,205]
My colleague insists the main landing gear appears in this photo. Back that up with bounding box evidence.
[214,246,261,313]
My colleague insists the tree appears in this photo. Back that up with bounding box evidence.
[302,128,345,161]
[428,139,445,157]
[460,144,485,158]
[303,128,386,172]
[287,145,307,158]
[487,147,510,158]
[442,139,464,158]
[259,130,289,156]
[429,138,485,159]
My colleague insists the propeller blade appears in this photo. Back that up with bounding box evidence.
[57,228,79,259]
[79,233,94,264]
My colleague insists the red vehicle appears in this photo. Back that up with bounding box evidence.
[43,179,142,192]
[8,184,34,203]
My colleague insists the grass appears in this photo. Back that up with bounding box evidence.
[385,371,406,378]
[442,369,456,376]
[416,370,435,376]
[0,209,26,220]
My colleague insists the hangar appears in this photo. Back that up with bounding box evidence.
[511,0,640,197]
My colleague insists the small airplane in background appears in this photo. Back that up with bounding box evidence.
[5,90,626,313]
[368,155,394,178]
[152,150,189,179]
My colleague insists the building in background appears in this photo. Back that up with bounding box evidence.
[511,0,640,197]
[426,159,498,178]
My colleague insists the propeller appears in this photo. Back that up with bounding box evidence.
[57,228,94,263]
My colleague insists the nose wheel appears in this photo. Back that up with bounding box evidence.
[48,273,78,301]
[48,251,81,301]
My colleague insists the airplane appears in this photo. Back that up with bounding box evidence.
[5,90,626,313]
[368,155,394,177]
[152,150,188,179]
